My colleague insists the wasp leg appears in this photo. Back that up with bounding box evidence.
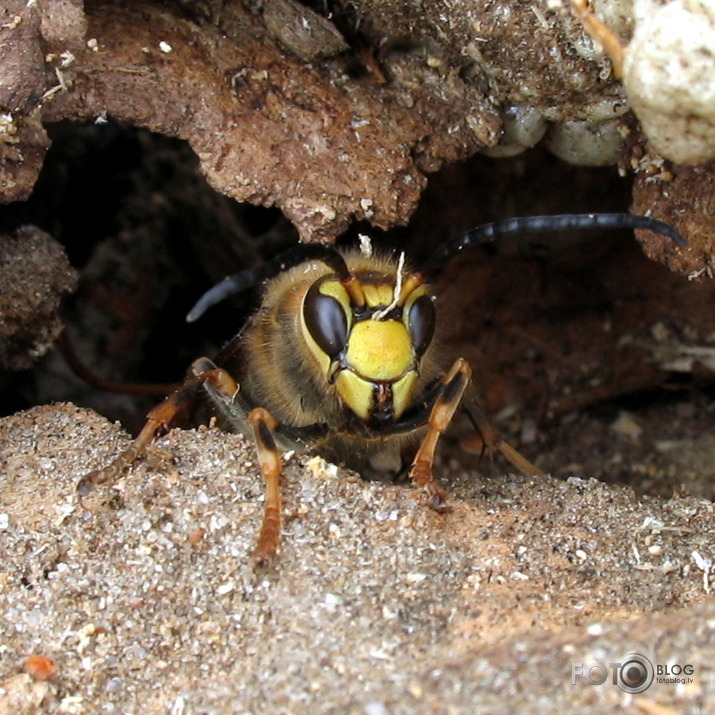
[190,357,241,401]
[76,358,239,496]
[248,407,283,566]
[463,393,545,478]
[409,359,545,511]
[409,358,472,512]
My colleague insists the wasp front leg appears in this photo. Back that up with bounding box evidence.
[76,357,239,496]
[409,358,545,511]
[409,358,472,511]
[247,407,284,566]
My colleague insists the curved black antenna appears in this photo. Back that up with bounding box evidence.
[421,213,686,277]
[187,243,351,323]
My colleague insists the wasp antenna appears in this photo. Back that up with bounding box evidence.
[342,273,367,310]
[421,213,686,276]
[396,272,425,307]
[187,243,353,322]
[187,274,247,323]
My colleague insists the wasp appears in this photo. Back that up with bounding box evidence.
[77,212,684,564]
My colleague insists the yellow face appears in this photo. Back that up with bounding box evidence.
[300,273,435,426]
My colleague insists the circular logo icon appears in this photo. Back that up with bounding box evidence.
[617,653,654,694]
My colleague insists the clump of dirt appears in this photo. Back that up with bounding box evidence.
[632,160,715,277]
[0,225,77,370]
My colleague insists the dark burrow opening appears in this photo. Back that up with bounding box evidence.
[2,120,715,500]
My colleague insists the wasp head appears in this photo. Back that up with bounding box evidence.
[300,264,435,427]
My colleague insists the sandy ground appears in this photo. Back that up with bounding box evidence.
[2,3,715,711]
[1,402,714,713]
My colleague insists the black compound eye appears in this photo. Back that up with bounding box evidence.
[303,282,348,358]
[408,294,435,357]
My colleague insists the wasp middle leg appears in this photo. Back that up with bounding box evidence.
[76,357,239,496]
[462,394,545,479]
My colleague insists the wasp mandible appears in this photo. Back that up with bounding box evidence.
[77,213,685,564]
